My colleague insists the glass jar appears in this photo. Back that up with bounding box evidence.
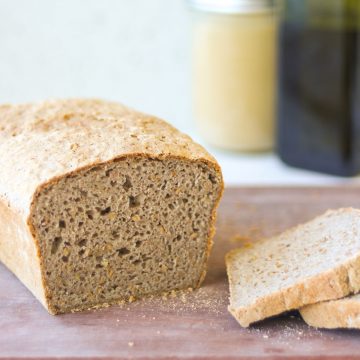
[277,0,360,176]
[188,0,279,152]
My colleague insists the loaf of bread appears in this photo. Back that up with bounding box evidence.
[300,294,360,329]
[226,208,360,327]
[0,99,223,314]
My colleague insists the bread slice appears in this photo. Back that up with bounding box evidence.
[300,294,360,329]
[0,99,223,314]
[226,208,360,327]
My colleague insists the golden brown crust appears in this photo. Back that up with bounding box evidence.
[0,99,224,313]
[0,198,47,307]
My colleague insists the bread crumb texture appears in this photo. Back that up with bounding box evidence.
[226,208,360,327]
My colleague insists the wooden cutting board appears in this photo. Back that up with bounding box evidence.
[1,187,360,359]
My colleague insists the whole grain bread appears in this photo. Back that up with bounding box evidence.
[226,208,360,327]
[0,99,223,314]
[300,294,360,329]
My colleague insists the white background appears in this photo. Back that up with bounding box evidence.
[0,0,358,185]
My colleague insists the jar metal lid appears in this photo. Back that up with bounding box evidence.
[187,0,277,14]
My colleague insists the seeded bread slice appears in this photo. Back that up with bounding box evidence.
[226,208,360,328]
[0,99,223,314]
[300,294,360,329]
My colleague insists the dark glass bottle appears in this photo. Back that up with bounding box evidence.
[277,0,360,176]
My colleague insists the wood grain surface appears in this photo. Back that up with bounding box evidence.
[1,187,360,359]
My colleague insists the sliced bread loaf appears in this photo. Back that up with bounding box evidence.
[226,208,360,327]
[0,99,223,314]
[300,294,360,329]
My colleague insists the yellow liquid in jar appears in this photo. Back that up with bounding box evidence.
[193,12,278,151]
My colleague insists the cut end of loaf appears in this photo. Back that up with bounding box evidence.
[29,156,222,314]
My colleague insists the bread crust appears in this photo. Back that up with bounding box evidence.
[0,99,224,313]
[300,295,360,329]
[226,208,360,328]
